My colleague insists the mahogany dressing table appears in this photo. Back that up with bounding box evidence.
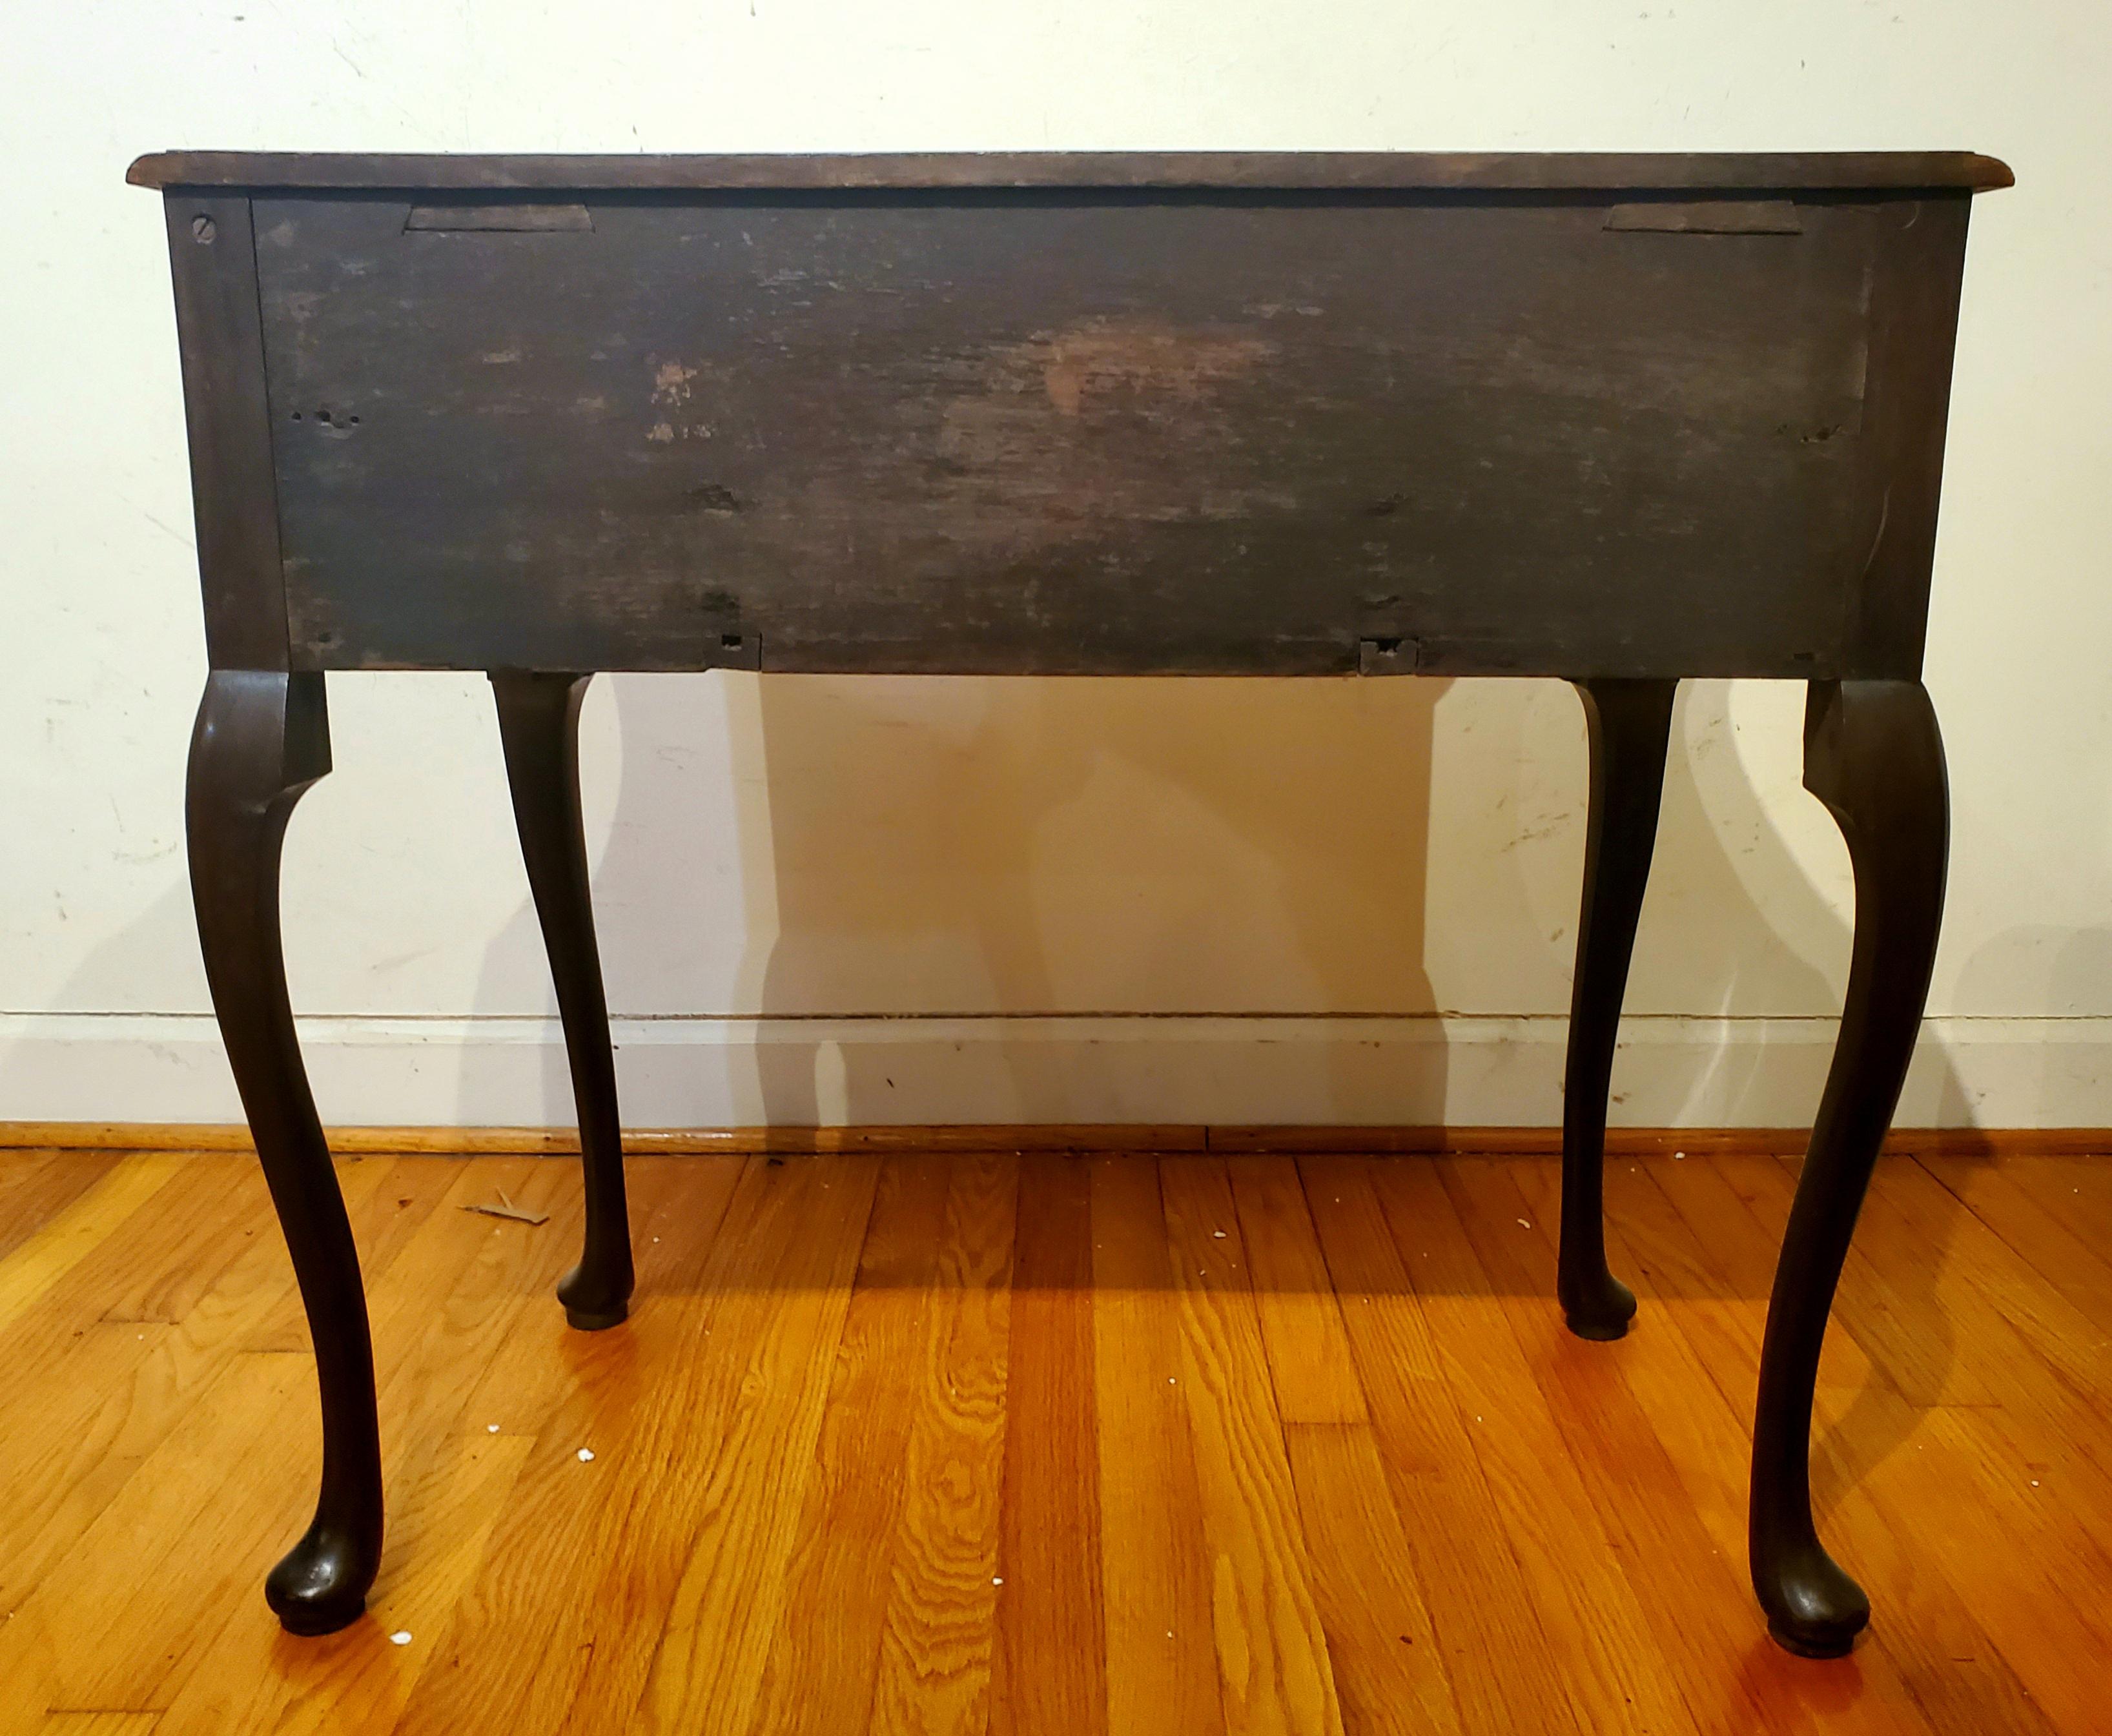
[129,147,2011,1658]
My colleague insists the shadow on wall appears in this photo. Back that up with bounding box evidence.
[1641,680,1979,1127]
[469,672,1451,1130]
[465,672,1985,1134]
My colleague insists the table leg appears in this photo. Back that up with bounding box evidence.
[1559,678,1677,1339]
[187,669,380,1635]
[490,671,633,1329]
[1751,678,1947,1657]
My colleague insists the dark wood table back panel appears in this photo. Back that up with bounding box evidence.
[247,189,1965,680]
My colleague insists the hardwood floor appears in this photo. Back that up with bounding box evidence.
[1,1144,2108,1734]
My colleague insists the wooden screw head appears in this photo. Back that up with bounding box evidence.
[191,214,216,243]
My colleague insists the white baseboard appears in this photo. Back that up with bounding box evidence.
[0,1011,2104,1130]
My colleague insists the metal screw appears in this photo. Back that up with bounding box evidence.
[192,215,216,243]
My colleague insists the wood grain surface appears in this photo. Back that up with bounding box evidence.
[126,151,2016,193]
[1,1141,2106,1733]
[247,192,1922,680]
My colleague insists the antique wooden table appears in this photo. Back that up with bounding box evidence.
[132,147,2009,1658]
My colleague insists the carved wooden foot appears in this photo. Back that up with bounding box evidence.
[1750,679,1947,1657]
[491,671,633,1330]
[189,669,380,1635]
[1559,679,1677,1340]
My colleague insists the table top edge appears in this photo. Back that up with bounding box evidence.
[125,148,2016,194]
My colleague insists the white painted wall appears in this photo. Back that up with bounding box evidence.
[2,1,2106,1129]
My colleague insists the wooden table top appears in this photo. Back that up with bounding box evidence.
[127,149,2016,195]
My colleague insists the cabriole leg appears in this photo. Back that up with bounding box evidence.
[1751,678,1947,1657]
[1559,678,1677,1340]
[188,668,380,1635]
[491,671,633,1329]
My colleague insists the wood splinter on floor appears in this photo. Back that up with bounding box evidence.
[458,1189,549,1225]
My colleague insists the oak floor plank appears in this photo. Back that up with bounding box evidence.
[1226,1158,1366,1426]
[2001,1150,2112,1229]
[1539,1158,1945,1733]
[449,1153,745,1445]
[1218,1161,1451,1734]
[144,1146,590,1722]
[1159,1158,1342,1736]
[1826,1165,2112,1677]
[433,1156,751,1730]
[242,1154,455,1352]
[94,1159,276,1326]
[1639,1156,2059,1736]
[0,1153,185,1340]
[390,1154,814,1736]
[748,1154,956,1736]
[1226,1163,1454,1735]
[1806,1156,2002,1409]
[0,1156,404,1617]
[362,1160,583,1451]
[1917,1156,2112,1337]
[1280,1421,1463,1736]
[1861,1159,2112,1436]
[867,1153,1017,1736]
[1723,1153,2112,1733]
[1880,1398,2112,1736]
[0,1322,182,1611]
[1091,1156,1227,1736]
[1300,1154,1588,1736]
[1697,1157,1900,1402]
[987,1156,1108,1736]
[1740,1156,2112,1560]
[1477,1158,1926,1736]
[150,1430,535,1736]
[0,1149,123,1262]
[1366,1156,1693,1736]
[0,1351,318,1727]
[624,1154,883,1733]
[7,1145,2112,1735]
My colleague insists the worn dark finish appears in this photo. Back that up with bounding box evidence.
[1752,679,1949,1657]
[405,202,593,232]
[490,671,632,1329]
[128,148,2015,193]
[1559,678,1677,1341]
[1843,196,1974,677]
[163,196,289,669]
[138,150,2005,1654]
[1603,199,1801,233]
[186,668,381,1633]
[252,193,1923,679]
